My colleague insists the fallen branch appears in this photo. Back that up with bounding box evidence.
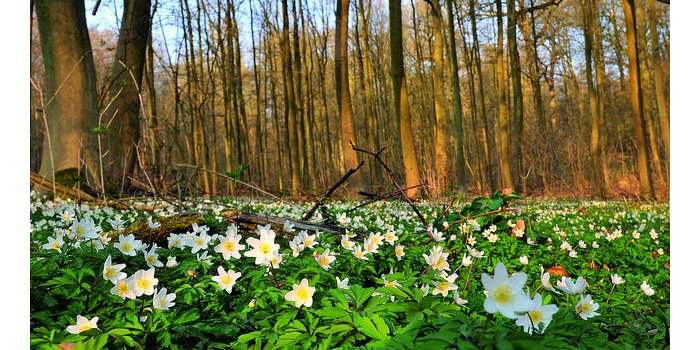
[173,163,284,202]
[117,210,349,247]
[347,184,426,213]
[302,161,365,220]
[30,171,96,202]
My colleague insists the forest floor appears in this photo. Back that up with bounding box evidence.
[29,192,669,349]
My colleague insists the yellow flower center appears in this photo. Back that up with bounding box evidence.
[493,285,513,304]
[147,255,157,264]
[296,287,310,300]
[529,310,543,324]
[319,256,330,267]
[435,257,448,270]
[117,281,130,294]
[304,238,314,246]
[195,238,205,246]
[51,242,61,249]
[577,302,593,314]
[437,281,450,292]
[220,274,232,285]
[78,323,92,332]
[105,268,115,278]
[122,242,132,252]
[136,277,150,291]
[259,242,271,254]
[76,226,85,236]
[223,241,236,252]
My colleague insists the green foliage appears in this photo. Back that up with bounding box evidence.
[29,193,669,349]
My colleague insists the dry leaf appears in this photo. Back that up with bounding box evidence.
[547,265,568,276]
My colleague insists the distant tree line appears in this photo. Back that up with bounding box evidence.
[30,0,669,200]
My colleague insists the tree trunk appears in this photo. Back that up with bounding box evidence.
[507,0,525,193]
[98,0,152,193]
[35,0,98,187]
[389,0,421,199]
[427,0,450,197]
[281,0,301,196]
[583,0,607,198]
[648,0,669,183]
[622,0,655,200]
[495,0,514,191]
[335,0,363,194]
[446,0,467,191]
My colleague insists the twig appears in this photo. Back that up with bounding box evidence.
[351,143,429,230]
[302,161,365,220]
[347,184,426,213]
[91,0,102,15]
[30,78,56,199]
[173,163,284,202]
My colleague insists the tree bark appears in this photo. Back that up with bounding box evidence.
[622,0,655,200]
[335,0,364,194]
[389,0,421,199]
[495,0,515,191]
[97,0,152,193]
[35,0,99,187]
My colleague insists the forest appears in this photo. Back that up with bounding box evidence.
[28,0,671,349]
[30,0,669,200]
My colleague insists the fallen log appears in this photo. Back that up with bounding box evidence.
[117,210,349,247]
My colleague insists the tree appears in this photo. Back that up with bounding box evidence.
[648,0,669,183]
[335,0,364,194]
[426,0,450,196]
[506,0,525,193]
[35,0,98,186]
[389,0,421,199]
[622,0,655,200]
[281,0,301,196]
[582,0,608,197]
[446,0,467,191]
[96,0,153,192]
[495,0,514,190]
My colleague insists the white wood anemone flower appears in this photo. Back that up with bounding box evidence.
[285,278,316,308]
[575,294,600,320]
[214,232,245,260]
[244,225,280,266]
[481,262,531,319]
[556,276,587,295]
[152,287,176,311]
[102,255,127,284]
[66,315,99,334]
[211,266,242,294]
[515,294,558,334]
[129,268,159,297]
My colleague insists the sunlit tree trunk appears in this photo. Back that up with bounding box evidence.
[622,0,655,200]
[335,0,364,194]
[446,0,467,191]
[648,0,669,183]
[389,0,421,199]
[426,0,450,197]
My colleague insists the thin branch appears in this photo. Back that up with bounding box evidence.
[173,163,284,202]
[302,161,365,221]
[351,142,429,231]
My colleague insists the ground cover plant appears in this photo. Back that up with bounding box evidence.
[29,191,669,349]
